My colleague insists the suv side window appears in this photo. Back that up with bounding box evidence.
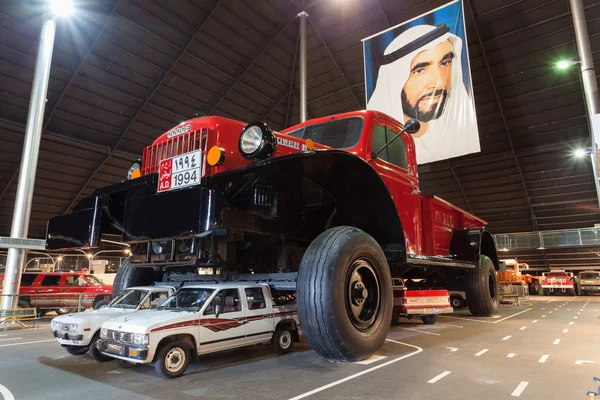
[204,289,242,315]
[245,287,266,310]
[20,274,37,286]
[64,275,88,287]
[372,124,408,170]
[41,275,61,286]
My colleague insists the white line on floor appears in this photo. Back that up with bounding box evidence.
[428,371,451,383]
[569,322,574,325]
[554,308,558,310]
[511,381,529,397]
[519,326,527,331]
[553,339,561,345]
[0,339,54,348]
[436,322,463,328]
[446,347,458,352]
[507,353,517,358]
[475,349,489,356]
[0,384,15,400]
[287,340,423,400]
[574,316,578,319]
[0,335,6,337]
[539,355,549,363]
[502,335,512,341]
[541,308,545,310]
[107,370,124,374]
[563,329,568,333]
[547,300,554,303]
[438,309,531,324]
[356,355,387,365]
[542,315,546,318]
[532,320,538,323]
[402,328,440,336]
[577,312,581,315]
[567,309,571,311]
[549,311,553,314]
[0,338,21,342]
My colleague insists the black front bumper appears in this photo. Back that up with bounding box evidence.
[46,174,223,249]
[53,331,83,341]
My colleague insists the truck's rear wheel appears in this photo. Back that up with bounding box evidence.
[528,280,540,295]
[112,259,156,297]
[465,255,499,317]
[297,226,392,363]
[421,315,437,325]
[155,341,190,379]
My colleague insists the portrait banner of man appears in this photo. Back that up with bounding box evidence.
[363,0,480,165]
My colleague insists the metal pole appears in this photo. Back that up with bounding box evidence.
[0,18,56,311]
[570,0,600,116]
[299,11,308,123]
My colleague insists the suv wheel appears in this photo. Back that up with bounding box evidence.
[272,326,294,354]
[155,341,190,379]
[55,308,72,315]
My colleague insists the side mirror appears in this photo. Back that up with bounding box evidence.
[214,304,221,318]
[403,119,421,134]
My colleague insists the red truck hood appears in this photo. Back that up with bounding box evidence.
[141,116,328,178]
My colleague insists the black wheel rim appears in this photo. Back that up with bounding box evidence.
[345,259,381,331]
[452,298,461,307]
[488,270,498,303]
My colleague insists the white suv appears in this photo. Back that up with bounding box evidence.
[98,283,299,378]
[51,285,174,361]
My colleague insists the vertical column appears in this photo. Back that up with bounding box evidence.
[299,11,308,123]
[1,18,56,311]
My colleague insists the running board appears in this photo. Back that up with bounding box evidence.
[407,255,476,269]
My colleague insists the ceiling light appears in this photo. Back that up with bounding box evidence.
[50,0,74,17]
[574,148,589,157]
[556,60,578,69]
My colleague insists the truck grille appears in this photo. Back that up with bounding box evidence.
[106,329,134,344]
[142,128,208,175]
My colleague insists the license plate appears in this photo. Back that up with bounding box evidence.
[158,150,202,192]
[107,343,122,355]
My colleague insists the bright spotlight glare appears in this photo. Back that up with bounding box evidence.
[86,253,93,258]
[50,0,74,17]
[574,148,587,157]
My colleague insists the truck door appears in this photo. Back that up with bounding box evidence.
[200,288,247,352]
[243,287,274,339]
[370,122,422,254]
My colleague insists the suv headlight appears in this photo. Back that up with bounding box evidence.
[66,324,79,333]
[238,122,277,161]
[133,333,149,346]
[100,328,108,339]
[51,320,59,330]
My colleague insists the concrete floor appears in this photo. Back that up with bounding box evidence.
[0,296,599,399]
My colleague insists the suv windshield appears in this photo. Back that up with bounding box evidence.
[287,117,363,149]
[110,289,149,309]
[580,272,600,280]
[86,275,104,286]
[156,288,214,312]
[547,272,566,277]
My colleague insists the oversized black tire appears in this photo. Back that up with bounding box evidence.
[567,288,575,296]
[89,332,112,362]
[421,315,437,325]
[297,226,393,363]
[542,288,549,296]
[465,255,499,317]
[528,280,540,295]
[112,259,157,297]
[154,341,190,379]
[272,325,294,354]
[93,299,111,309]
[65,346,88,356]
[55,308,72,315]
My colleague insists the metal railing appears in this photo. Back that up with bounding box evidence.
[494,227,600,250]
[0,292,90,314]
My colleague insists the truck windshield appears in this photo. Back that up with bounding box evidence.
[287,117,363,149]
[580,272,600,279]
[156,288,214,312]
[110,289,149,309]
[547,273,566,277]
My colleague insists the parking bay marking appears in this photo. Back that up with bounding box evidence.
[0,384,15,400]
[539,355,549,363]
[475,349,489,357]
[0,339,54,348]
[553,339,561,345]
[519,326,527,331]
[287,340,423,400]
[438,309,531,324]
[0,338,21,342]
[507,353,517,358]
[428,371,451,383]
[511,381,529,397]
[502,336,512,341]
[402,328,440,336]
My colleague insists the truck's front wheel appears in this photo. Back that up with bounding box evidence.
[297,226,392,362]
[465,255,499,317]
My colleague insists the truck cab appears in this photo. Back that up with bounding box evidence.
[579,270,600,295]
[541,270,575,296]
[98,283,299,378]
[391,277,452,325]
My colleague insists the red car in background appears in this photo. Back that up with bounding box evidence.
[0,271,112,315]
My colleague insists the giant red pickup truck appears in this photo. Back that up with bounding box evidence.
[46,110,499,362]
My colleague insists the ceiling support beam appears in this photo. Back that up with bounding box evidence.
[62,0,223,215]
[286,22,301,128]
[467,0,538,231]
[208,14,298,115]
[0,2,122,208]
[447,160,473,213]
[307,18,362,109]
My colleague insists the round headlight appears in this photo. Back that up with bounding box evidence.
[126,160,142,180]
[151,241,165,255]
[238,122,277,161]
